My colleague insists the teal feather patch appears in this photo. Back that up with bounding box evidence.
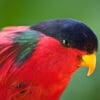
[13,30,41,66]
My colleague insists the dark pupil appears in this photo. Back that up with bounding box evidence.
[62,40,70,47]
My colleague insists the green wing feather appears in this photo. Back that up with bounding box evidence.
[0,29,41,67]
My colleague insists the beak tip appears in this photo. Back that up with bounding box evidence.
[87,67,95,76]
[87,73,91,76]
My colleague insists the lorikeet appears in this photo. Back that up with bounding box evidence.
[0,19,98,100]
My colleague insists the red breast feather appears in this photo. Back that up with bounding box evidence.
[0,26,85,100]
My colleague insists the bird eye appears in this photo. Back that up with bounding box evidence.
[62,40,71,47]
[62,40,66,44]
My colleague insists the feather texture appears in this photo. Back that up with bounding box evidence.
[0,26,85,100]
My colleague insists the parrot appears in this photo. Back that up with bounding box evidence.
[0,19,98,100]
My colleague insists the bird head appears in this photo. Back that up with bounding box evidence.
[31,18,98,76]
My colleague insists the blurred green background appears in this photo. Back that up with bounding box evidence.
[0,0,100,100]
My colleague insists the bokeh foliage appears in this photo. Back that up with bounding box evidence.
[0,0,100,100]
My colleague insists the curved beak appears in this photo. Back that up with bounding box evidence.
[80,53,96,76]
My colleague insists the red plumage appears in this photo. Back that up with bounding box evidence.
[0,26,85,100]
